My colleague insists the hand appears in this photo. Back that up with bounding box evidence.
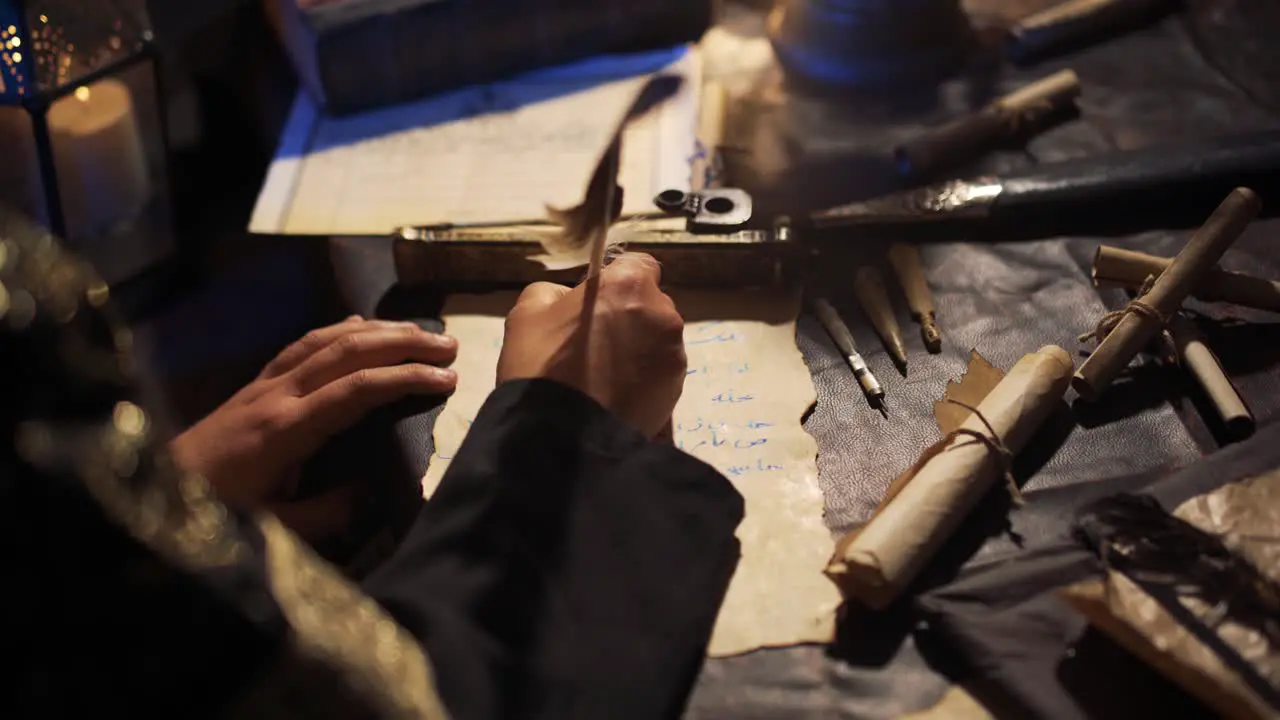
[497,253,686,438]
[170,317,458,536]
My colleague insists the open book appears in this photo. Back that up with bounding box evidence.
[250,45,702,236]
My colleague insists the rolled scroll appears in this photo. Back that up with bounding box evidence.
[894,69,1081,179]
[1074,188,1261,401]
[827,345,1074,608]
[1093,246,1280,314]
[1005,0,1175,66]
[1168,315,1255,440]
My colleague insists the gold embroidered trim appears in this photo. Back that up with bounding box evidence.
[257,515,449,719]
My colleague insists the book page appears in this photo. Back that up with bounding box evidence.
[251,46,700,236]
[425,291,840,657]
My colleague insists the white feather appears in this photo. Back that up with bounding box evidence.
[528,222,642,272]
[532,74,682,273]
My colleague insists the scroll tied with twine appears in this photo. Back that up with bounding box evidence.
[826,346,1074,609]
[1078,273,1179,364]
[1073,187,1260,401]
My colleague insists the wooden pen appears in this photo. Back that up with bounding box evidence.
[855,266,909,374]
[888,244,942,353]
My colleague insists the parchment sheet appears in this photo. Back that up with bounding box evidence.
[1064,471,1280,718]
[425,291,840,657]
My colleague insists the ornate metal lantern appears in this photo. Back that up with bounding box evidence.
[0,0,172,286]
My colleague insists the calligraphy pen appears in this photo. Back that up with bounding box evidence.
[811,297,887,416]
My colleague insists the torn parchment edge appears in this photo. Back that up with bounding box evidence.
[879,350,1008,519]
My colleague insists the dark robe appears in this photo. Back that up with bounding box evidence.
[1,207,743,719]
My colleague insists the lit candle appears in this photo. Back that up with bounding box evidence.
[46,78,151,240]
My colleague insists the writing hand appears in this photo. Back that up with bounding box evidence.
[498,253,686,439]
[170,316,458,538]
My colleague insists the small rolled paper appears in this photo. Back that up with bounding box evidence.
[1092,245,1280,314]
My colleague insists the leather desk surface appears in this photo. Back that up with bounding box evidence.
[326,1,1280,715]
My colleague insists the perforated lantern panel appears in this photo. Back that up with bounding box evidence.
[0,0,151,102]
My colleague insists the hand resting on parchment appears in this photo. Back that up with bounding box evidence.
[170,316,459,540]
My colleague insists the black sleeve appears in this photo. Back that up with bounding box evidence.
[362,378,745,720]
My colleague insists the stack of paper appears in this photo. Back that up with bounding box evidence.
[251,45,702,236]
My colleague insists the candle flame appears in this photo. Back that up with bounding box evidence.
[74,86,90,102]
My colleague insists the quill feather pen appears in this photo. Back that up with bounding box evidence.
[534,74,685,279]
[536,73,684,442]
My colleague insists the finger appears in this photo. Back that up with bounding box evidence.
[269,482,364,543]
[260,316,365,378]
[299,363,458,445]
[603,252,662,289]
[262,318,439,379]
[514,281,572,311]
[290,327,459,394]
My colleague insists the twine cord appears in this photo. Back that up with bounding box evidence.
[942,398,1024,506]
[1079,275,1179,362]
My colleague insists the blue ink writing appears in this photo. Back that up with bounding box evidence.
[687,333,741,346]
[725,458,786,476]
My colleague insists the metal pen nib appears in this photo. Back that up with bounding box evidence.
[844,347,886,407]
[812,297,887,410]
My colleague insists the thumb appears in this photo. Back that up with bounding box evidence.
[515,281,571,311]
